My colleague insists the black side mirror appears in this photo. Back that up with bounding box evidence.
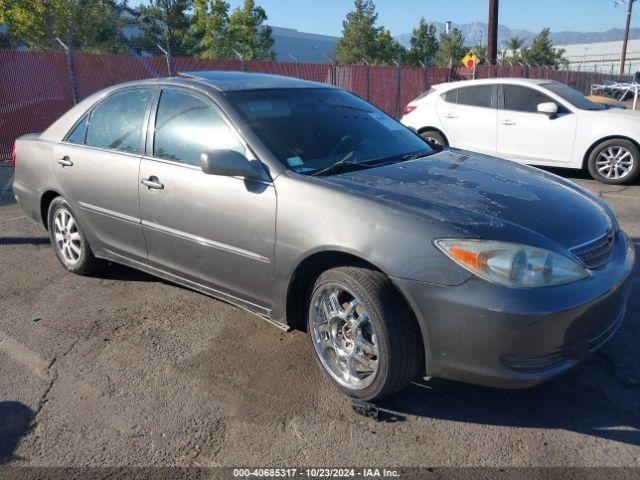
[200,149,264,180]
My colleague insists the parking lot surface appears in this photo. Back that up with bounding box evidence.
[0,171,639,467]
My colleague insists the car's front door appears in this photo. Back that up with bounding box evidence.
[436,84,498,156]
[496,85,577,165]
[138,87,276,310]
[53,88,153,262]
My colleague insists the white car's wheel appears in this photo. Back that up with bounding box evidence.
[420,130,448,150]
[587,139,640,185]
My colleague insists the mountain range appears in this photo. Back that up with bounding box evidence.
[394,22,640,48]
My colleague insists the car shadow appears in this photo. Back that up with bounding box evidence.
[0,401,33,464]
[377,239,640,446]
[0,236,50,245]
[88,263,160,284]
[539,166,640,186]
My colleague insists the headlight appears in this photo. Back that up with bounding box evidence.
[434,239,589,288]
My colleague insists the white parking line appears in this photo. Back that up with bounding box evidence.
[0,331,50,381]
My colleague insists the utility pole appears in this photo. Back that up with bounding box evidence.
[620,0,635,75]
[487,0,499,65]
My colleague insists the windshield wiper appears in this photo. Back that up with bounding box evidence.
[401,149,436,161]
[310,151,359,177]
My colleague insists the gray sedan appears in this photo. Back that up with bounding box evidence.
[11,71,636,401]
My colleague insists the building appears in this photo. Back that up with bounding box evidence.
[557,39,640,75]
[270,27,338,63]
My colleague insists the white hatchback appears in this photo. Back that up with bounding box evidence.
[401,78,640,185]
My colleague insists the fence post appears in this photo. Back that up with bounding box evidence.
[365,60,371,101]
[56,36,78,105]
[288,53,300,78]
[157,43,173,77]
[419,61,429,92]
[394,59,402,118]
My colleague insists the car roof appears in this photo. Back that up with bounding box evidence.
[177,70,334,92]
[433,77,555,90]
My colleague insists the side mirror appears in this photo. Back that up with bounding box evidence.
[200,149,264,180]
[537,102,559,119]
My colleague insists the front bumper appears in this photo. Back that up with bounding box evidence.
[392,230,636,389]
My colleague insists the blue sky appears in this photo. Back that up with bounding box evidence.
[132,0,634,36]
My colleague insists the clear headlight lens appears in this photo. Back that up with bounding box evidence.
[434,239,589,288]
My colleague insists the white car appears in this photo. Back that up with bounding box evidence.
[401,78,640,185]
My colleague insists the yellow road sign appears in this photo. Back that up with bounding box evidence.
[462,51,479,69]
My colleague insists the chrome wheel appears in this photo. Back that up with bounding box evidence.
[309,283,379,390]
[53,208,82,265]
[423,135,441,146]
[595,146,634,180]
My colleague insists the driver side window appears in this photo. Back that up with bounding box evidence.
[153,89,245,166]
[503,85,565,113]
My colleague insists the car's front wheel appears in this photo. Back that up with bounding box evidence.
[47,197,104,275]
[587,139,640,185]
[420,130,448,150]
[307,266,422,401]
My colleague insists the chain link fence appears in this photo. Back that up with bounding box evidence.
[0,49,630,201]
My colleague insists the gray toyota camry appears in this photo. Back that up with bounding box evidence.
[12,71,635,401]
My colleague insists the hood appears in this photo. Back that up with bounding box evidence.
[316,150,614,251]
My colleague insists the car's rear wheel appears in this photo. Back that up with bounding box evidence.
[47,197,103,275]
[307,266,422,401]
[420,130,448,150]
[587,139,640,185]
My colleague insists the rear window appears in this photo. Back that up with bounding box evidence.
[85,89,151,154]
[457,86,493,108]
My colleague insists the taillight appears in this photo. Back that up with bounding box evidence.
[402,105,417,116]
[10,142,16,169]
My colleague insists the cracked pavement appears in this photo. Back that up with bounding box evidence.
[0,171,638,467]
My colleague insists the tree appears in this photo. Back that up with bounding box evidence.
[335,0,380,64]
[522,28,567,68]
[404,17,438,66]
[0,0,129,52]
[436,27,465,68]
[504,35,525,65]
[227,0,274,60]
[194,0,274,60]
[194,0,233,58]
[335,0,405,65]
[472,44,487,65]
[374,29,405,65]
[133,0,199,56]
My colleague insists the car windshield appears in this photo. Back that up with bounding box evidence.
[225,88,433,175]
[542,82,605,111]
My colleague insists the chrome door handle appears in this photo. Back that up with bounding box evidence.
[141,177,164,190]
[444,113,458,119]
[57,156,73,167]
[501,119,516,126]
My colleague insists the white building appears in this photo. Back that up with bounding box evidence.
[557,39,640,75]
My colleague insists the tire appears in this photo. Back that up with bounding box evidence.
[306,266,422,401]
[587,139,640,185]
[47,197,104,275]
[420,130,448,150]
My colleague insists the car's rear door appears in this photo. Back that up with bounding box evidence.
[496,84,577,165]
[436,84,498,155]
[138,87,276,310]
[53,88,153,262]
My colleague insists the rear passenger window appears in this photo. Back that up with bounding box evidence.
[153,89,244,166]
[457,86,493,108]
[85,89,151,154]
[442,89,458,103]
[66,116,88,144]
[503,85,554,113]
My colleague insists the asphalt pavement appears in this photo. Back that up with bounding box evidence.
[0,171,638,468]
